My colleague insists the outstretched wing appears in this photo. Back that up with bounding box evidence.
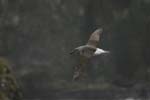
[86,28,103,48]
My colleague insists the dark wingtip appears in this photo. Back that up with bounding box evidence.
[95,28,103,34]
[69,49,76,55]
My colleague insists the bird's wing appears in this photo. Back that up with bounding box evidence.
[86,28,103,48]
[73,56,89,81]
[70,46,85,55]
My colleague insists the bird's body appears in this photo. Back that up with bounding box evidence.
[70,45,96,58]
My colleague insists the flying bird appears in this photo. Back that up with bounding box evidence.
[70,28,109,57]
[70,28,109,81]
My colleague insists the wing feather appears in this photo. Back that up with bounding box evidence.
[86,28,103,48]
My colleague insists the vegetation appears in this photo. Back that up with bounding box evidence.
[0,58,22,100]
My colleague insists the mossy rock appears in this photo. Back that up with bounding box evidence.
[0,57,22,100]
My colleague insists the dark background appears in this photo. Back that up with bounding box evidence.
[0,0,150,99]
